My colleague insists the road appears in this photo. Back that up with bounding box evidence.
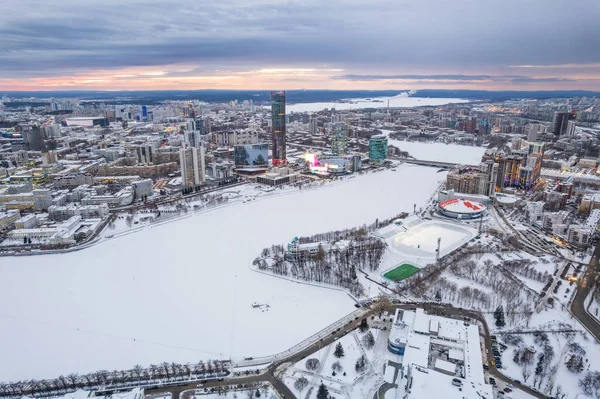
[144,309,377,399]
[144,302,553,399]
[571,242,600,341]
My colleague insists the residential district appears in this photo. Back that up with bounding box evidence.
[2,93,600,399]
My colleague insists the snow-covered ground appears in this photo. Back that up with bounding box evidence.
[180,384,277,399]
[0,165,446,381]
[380,129,486,165]
[283,325,385,399]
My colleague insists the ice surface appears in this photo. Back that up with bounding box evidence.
[392,222,473,256]
[380,129,486,165]
[284,96,469,113]
[0,166,445,381]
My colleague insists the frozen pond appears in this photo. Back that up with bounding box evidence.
[284,95,469,113]
[0,165,445,381]
[381,129,486,165]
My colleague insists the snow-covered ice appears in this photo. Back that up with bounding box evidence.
[284,96,469,113]
[0,166,445,381]
[380,129,487,165]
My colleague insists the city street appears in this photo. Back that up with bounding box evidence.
[571,243,600,341]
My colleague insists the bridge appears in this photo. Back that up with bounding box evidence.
[397,158,479,170]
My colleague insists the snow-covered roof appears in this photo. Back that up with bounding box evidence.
[434,358,456,374]
[413,308,430,334]
[407,364,493,399]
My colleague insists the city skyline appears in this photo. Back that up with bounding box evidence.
[1,0,599,91]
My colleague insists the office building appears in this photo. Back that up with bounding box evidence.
[527,123,542,141]
[309,118,318,135]
[179,145,206,187]
[566,120,577,136]
[234,144,268,167]
[33,189,53,211]
[271,91,286,166]
[331,122,349,155]
[552,111,575,136]
[136,144,153,164]
[24,126,47,152]
[369,135,388,162]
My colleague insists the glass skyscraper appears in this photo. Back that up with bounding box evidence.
[271,91,286,166]
[369,135,388,162]
[331,122,349,155]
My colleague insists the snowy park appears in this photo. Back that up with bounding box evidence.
[0,165,445,381]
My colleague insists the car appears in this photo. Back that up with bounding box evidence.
[513,380,521,385]
[504,388,512,393]
[489,377,496,386]
[331,331,336,335]
[483,364,489,370]
[490,360,495,366]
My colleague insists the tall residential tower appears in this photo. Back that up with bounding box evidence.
[271,91,286,166]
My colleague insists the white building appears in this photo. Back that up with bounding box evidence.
[179,145,206,187]
[527,201,545,224]
[14,214,37,229]
[567,225,593,246]
[387,308,493,399]
[586,208,600,230]
[48,204,110,222]
[81,187,134,208]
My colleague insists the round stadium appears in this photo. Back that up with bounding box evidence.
[438,198,486,220]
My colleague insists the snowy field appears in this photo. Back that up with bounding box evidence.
[0,166,445,381]
[380,130,486,165]
[391,221,474,257]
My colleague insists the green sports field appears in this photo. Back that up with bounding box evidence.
[383,264,419,281]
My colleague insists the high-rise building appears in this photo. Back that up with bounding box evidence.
[179,145,206,187]
[142,105,148,121]
[24,126,47,152]
[331,122,349,155]
[478,160,499,197]
[234,144,269,166]
[309,118,318,135]
[566,120,577,136]
[136,144,153,164]
[271,91,286,166]
[527,123,540,141]
[369,135,388,162]
[553,111,575,136]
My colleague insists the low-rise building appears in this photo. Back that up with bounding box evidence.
[14,214,37,229]
[567,225,593,246]
[48,203,110,222]
[81,187,134,208]
[387,308,493,399]
[0,209,21,232]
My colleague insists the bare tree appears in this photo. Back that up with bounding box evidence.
[293,376,309,396]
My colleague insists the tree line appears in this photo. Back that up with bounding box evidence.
[255,237,386,297]
[0,360,229,398]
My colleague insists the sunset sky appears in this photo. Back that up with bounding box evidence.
[1,0,599,91]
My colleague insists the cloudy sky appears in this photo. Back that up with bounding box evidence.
[1,0,599,91]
